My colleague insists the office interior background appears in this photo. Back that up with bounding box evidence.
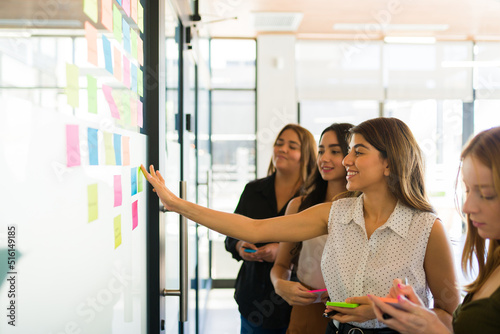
[1,0,500,333]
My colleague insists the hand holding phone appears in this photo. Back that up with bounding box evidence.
[325,301,360,308]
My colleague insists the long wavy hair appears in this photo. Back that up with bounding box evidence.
[460,126,500,294]
[267,124,317,191]
[350,117,435,213]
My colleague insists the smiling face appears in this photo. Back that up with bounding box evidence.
[318,130,346,183]
[272,129,302,175]
[342,133,390,193]
[462,156,500,240]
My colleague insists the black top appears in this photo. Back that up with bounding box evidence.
[452,284,500,334]
[225,173,295,329]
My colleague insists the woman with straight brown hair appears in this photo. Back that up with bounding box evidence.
[370,126,500,334]
[141,117,460,334]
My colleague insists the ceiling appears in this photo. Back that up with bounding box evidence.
[198,0,500,41]
[1,0,500,41]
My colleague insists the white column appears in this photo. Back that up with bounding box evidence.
[256,34,298,178]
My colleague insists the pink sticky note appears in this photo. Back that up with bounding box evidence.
[132,200,138,230]
[131,0,138,23]
[113,47,122,82]
[137,37,143,66]
[137,99,143,128]
[101,0,113,32]
[102,85,121,119]
[122,0,131,17]
[66,124,81,167]
[123,55,130,88]
[122,136,130,166]
[85,21,98,66]
[114,175,122,207]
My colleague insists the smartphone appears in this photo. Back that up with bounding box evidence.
[379,297,404,310]
[325,301,359,308]
[243,248,257,253]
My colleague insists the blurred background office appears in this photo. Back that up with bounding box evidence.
[1,0,500,333]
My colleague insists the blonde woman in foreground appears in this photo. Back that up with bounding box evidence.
[141,117,460,334]
[369,126,500,334]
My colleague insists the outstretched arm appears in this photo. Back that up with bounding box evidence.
[141,164,330,243]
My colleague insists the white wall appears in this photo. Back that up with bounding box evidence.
[256,35,298,178]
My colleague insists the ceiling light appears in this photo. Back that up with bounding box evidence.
[333,23,449,32]
[384,36,436,44]
[251,12,303,32]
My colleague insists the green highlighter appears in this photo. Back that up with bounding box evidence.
[326,301,359,308]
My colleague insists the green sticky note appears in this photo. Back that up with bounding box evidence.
[88,184,98,222]
[131,30,138,60]
[113,4,123,44]
[83,0,98,23]
[114,215,122,249]
[137,68,143,97]
[87,75,97,114]
[104,132,116,165]
[137,2,144,32]
[66,63,79,108]
[137,167,143,192]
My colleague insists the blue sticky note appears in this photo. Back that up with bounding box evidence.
[131,167,137,196]
[116,0,122,5]
[114,133,122,165]
[122,19,131,54]
[88,128,99,165]
[102,35,113,74]
[131,63,137,93]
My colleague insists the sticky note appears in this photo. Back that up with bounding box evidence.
[88,128,99,165]
[85,22,98,66]
[137,99,143,128]
[101,0,113,32]
[87,75,97,114]
[113,4,123,45]
[65,63,79,108]
[116,0,122,5]
[122,93,131,125]
[122,19,131,54]
[137,36,143,66]
[131,30,138,60]
[114,175,122,207]
[131,0,138,24]
[102,85,120,119]
[83,0,98,23]
[104,132,116,165]
[130,63,137,93]
[114,133,122,165]
[132,200,138,230]
[66,124,81,167]
[122,136,130,166]
[123,55,130,88]
[114,215,122,249]
[137,167,143,192]
[113,47,122,82]
[131,167,137,196]
[137,68,143,97]
[137,2,144,32]
[88,184,98,222]
[130,97,137,127]
[102,35,113,74]
[122,0,131,17]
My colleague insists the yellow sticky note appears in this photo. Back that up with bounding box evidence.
[122,91,131,125]
[137,2,144,32]
[113,47,122,82]
[114,215,122,249]
[137,36,143,66]
[87,75,97,114]
[83,0,98,23]
[88,184,98,222]
[130,96,137,127]
[131,30,138,60]
[137,166,143,192]
[113,4,123,44]
[137,68,143,97]
[104,132,116,165]
[66,63,79,108]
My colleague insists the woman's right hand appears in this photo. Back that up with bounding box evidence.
[141,164,179,211]
[237,241,263,262]
[274,280,318,306]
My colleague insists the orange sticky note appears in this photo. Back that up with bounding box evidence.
[131,0,138,23]
[113,47,122,82]
[101,0,113,32]
[85,22,98,66]
[122,136,130,166]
